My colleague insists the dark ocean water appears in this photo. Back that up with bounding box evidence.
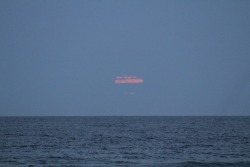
[0,116,250,167]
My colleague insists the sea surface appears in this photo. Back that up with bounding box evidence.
[0,116,250,167]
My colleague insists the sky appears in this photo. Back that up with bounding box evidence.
[0,0,250,116]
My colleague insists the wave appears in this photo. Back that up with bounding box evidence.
[153,161,250,167]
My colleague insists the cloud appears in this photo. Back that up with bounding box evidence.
[115,76,144,84]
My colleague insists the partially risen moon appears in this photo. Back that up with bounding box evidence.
[115,76,144,84]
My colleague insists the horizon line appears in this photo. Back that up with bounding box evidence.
[0,115,249,117]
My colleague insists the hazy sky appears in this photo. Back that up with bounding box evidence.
[1,0,250,116]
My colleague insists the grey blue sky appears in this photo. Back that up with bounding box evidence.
[0,0,250,116]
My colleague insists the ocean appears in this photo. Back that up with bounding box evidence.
[0,116,250,167]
